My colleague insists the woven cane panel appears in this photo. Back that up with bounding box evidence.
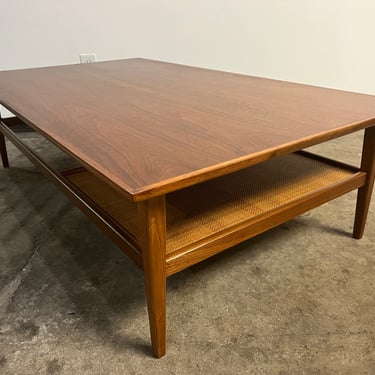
[63,154,354,255]
[165,154,353,253]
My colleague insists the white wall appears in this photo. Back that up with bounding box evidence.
[1,1,375,116]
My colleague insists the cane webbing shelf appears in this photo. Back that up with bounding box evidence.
[62,151,366,275]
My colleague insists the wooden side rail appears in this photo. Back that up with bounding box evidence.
[0,119,143,268]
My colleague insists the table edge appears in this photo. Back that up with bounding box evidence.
[131,119,375,201]
[2,100,374,202]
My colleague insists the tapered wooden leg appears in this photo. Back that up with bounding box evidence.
[138,196,167,358]
[0,132,9,168]
[353,126,375,239]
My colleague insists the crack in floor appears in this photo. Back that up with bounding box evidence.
[0,250,38,313]
[0,228,49,312]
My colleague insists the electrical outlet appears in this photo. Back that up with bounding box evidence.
[79,54,97,64]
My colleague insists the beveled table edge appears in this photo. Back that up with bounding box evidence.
[2,95,375,203]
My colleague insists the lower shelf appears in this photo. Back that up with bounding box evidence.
[62,152,366,274]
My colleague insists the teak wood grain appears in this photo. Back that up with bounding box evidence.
[1,58,375,201]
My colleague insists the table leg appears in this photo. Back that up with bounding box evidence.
[0,131,9,168]
[353,126,375,239]
[138,196,167,358]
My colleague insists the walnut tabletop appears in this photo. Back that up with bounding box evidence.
[1,59,375,358]
[1,58,375,202]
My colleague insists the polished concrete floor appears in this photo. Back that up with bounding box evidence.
[0,129,374,374]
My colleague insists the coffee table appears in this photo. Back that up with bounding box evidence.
[0,59,374,357]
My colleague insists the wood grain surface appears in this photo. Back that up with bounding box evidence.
[1,58,375,201]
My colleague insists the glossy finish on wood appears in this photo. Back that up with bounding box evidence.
[138,197,167,358]
[1,59,375,201]
[353,126,375,238]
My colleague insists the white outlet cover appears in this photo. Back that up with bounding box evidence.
[79,54,97,64]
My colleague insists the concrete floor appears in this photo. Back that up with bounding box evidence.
[0,129,374,375]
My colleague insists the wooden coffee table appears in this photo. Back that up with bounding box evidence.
[0,59,374,357]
